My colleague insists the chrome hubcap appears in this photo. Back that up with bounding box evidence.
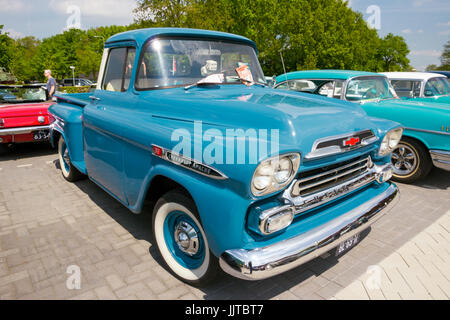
[63,149,70,166]
[391,145,417,176]
[174,221,199,256]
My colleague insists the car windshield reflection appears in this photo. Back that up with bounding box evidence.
[0,85,47,104]
[346,76,397,102]
[134,38,266,90]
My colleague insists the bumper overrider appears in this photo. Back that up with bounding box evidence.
[219,167,399,281]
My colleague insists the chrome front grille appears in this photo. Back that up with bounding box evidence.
[291,157,373,198]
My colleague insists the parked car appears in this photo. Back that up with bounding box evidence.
[274,70,450,183]
[0,67,17,84]
[49,29,400,286]
[60,78,93,87]
[382,72,450,104]
[430,70,450,80]
[0,84,54,152]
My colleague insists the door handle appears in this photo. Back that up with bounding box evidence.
[89,96,101,101]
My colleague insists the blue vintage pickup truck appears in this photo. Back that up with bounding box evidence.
[49,28,401,286]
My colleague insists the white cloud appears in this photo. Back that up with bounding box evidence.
[437,21,450,27]
[410,50,442,57]
[418,29,424,33]
[439,30,450,36]
[413,0,433,7]
[49,0,136,19]
[0,0,25,12]
[402,29,412,34]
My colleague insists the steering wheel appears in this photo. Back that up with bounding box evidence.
[362,88,377,99]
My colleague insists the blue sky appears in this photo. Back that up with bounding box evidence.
[1,0,449,71]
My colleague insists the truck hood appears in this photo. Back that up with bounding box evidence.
[0,102,53,118]
[145,85,384,156]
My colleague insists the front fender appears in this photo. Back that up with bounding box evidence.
[48,102,86,174]
[135,164,251,257]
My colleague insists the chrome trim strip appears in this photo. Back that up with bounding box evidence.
[0,125,50,136]
[152,145,228,180]
[305,130,378,159]
[405,127,450,136]
[220,183,399,281]
[286,167,380,216]
[296,157,370,185]
[296,163,369,194]
[430,150,450,171]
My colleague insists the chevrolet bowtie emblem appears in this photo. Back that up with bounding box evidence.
[343,137,360,147]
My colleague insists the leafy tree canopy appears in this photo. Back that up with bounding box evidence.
[426,41,450,71]
[134,0,411,75]
[2,0,412,83]
[0,25,14,72]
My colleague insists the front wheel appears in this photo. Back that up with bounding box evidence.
[152,190,219,287]
[391,137,432,183]
[58,136,84,182]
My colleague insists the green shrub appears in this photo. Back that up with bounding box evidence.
[59,86,91,94]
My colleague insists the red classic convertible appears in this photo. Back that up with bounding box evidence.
[0,85,54,152]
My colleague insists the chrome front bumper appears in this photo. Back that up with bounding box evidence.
[0,125,50,136]
[219,182,399,281]
[430,150,450,171]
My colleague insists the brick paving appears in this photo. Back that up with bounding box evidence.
[0,143,449,300]
[332,211,450,300]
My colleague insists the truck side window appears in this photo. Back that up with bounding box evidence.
[102,47,136,92]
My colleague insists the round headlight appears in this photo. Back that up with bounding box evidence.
[251,153,301,197]
[274,157,293,184]
[379,128,403,156]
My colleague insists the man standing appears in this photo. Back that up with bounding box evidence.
[44,70,57,100]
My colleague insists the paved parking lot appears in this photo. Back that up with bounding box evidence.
[0,143,449,300]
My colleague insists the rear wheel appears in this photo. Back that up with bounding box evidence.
[58,136,84,182]
[0,144,10,155]
[152,190,219,287]
[391,137,432,183]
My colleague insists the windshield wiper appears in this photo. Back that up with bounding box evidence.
[227,76,268,87]
[185,74,225,91]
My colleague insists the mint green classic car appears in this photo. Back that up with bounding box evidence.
[275,70,450,183]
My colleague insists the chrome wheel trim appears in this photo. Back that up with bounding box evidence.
[63,149,70,167]
[391,144,418,176]
[174,221,199,256]
[58,138,71,177]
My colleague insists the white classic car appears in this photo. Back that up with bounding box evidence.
[381,72,449,101]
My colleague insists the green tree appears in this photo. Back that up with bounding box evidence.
[134,0,191,27]
[439,41,450,70]
[377,33,410,71]
[133,0,410,75]
[0,25,14,72]
[9,36,41,82]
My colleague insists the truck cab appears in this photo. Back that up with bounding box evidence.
[49,28,401,286]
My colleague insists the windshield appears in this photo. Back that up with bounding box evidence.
[425,77,450,96]
[0,86,47,104]
[345,76,396,102]
[135,38,266,90]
